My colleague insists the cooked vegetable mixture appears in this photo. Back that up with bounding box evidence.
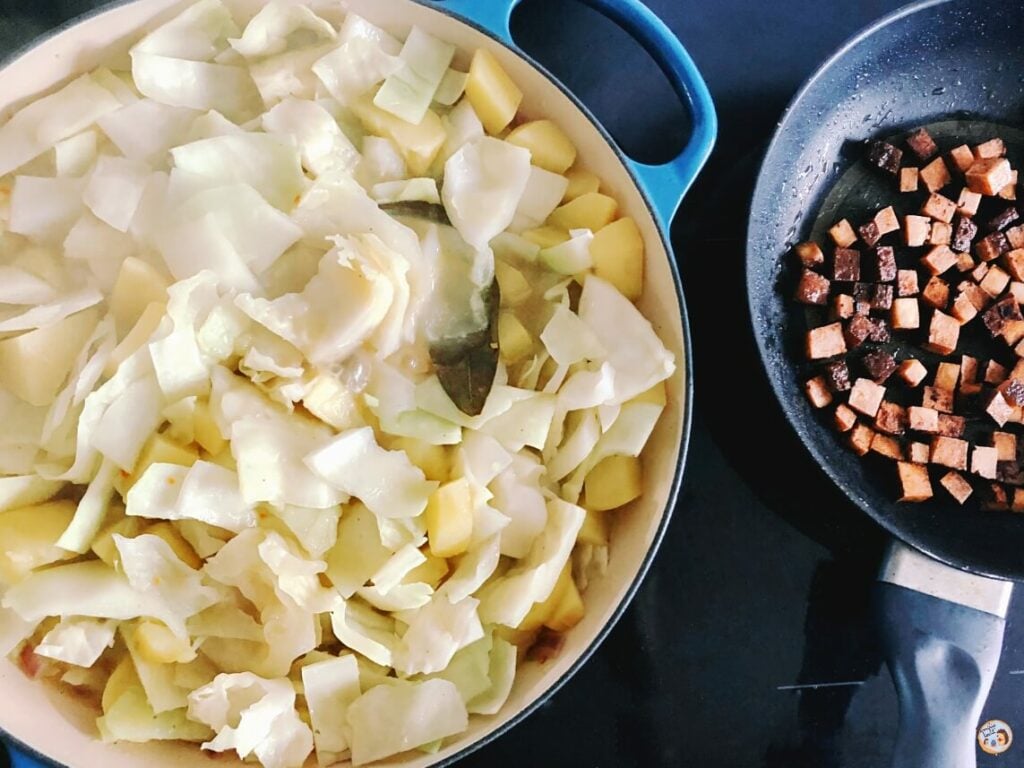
[0,1,675,766]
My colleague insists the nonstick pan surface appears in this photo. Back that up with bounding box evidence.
[748,0,1024,580]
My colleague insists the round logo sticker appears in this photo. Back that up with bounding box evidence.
[979,719,1013,756]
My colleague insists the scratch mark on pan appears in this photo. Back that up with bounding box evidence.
[776,680,866,691]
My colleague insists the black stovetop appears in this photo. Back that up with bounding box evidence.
[4,1,1024,767]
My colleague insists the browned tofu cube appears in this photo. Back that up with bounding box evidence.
[973,138,1006,160]
[955,252,975,272]
[977,231,1010,262]
[920,157,952,193]
[874,206,899,237]
[1004,320,1024,345]
[824,360,851,392]
[982,483,1010,511]
[806,322,847,360]
[832,293,855,319]
[868,246,897,281]
[982,295,1024,337]
[849,377,886,417]
[874,401,907,435]
[940,471,973,504]
[897,269,919,296]
[863,350,897,382]
[1001,376,1024,405]
[872,433,904,460]
[829,219,858,247]
[994,431,1017,461]
[937,414,966,438]
[961,355,979,383]
[870,319,892,344]
[833,247,861,281]
[859,220,882,247]
[952,214,979,251]
[909,442,931,464]
[923,385,954,413]
[985,360,1009,385]
[922,276,950,309]
[1012,488,1024,513]
[999,171,1018,201]
[987,206,1019,233]
[804,376,833,408]
[898,461,933,502]
[891,297,920,330]
[972,446,999,479]
[928,221,952,246]
[795,269,831,305]
[1005,250,1024,281]
[849,423,875,456]
[959,281,990,311]
[870,284,894,311]
[931,436,969,470]
[985,389,1015,427]
[920,245,957,275]
[934,361,961,391]
[907,128,939,161]
[980,265,1011,297]
[957,188,982,217]
[900,167,919,193]
[922,193,958,223]
[952,292,979,324]
[1007,225,1024,250]
[924,310,960,355]
[904,215,932,247]
[867,140,902,175]
[908,406,939,433]
[844,315,873,349]
[950,144,975,173]
[967,157,1013,196]
[1013,281,1024,304]
[971,262,990,283]
[899,359,928,387]
[834,403,857,433]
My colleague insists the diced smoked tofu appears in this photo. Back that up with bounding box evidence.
[804,376,833,408]
[898,269,919,296]
[874,401,907,435]
[922,276,950,309]
[1005,320,1024,345]
[930,436,969,470]
[1005,249,1024,280]
[980,265,1011,297]
[909,406,939,433]
[872,433,903,460]
[987,206,1019,232]
[959,281,990,311]
[795,241,825,267]
[1013,281,1024,304]
[806,322,847,359]
[849,377,886,417]
[870,284,894,311]
[934,361,960,391]
[985,360,1008,385]
[795,269,831,305]
[1002,377,1024,406]
[962,355,979,383]
[929,221,952,246]
[985,389,1014,427]
[909,442,931,464]
[982,295,1023,336]
[844,316,872,349]
[924,310,960,354]
[898,462,933,501]
[1007,225,1024,249]
[858,220,882,247]
[824,360,851,392]
[829,219,857,247]
[956,188,982,217]
[994,431,1017,461]
[907,128,939,161]
[920,157,952,192]
[972,446,999,479]
[874,206,899,236]
[952,214,978,251]
[898,359,928,387]
[868,246,897,281]
[863,350,897,382]
[976,231,1009,261]
[834,403,857,432]
[956,252,976,272]
[971,262,990,283]
[833,247,861,281]
[869,319,890,343]
[904,215,931,246]
[867,141,902,175]
[920,245,957,275]
[936,414,966,438]
[923,385,954,413]
[1014,488,1024,513]
[900,167,919,192]
[849,423,875,456]
[922,192,957,223]
[891,297,920,329]
[974,138,1006,159]
[940,471,973,504]
[999,171,1018,201]
[832,293,855,319]
[949,144,975,173]
[966,157,1013,196]
[982,484,1010,511]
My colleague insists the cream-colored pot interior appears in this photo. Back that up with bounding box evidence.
[0,1,689,765]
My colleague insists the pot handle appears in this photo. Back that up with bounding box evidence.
[6,743,42,768]
[430,0,717,230]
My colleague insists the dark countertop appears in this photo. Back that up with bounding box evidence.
[3,1,1023,767]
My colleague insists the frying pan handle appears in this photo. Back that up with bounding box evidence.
[432,0,717,230]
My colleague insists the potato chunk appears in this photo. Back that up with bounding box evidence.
[507,120,577,174]
[585,455,642,511]
[591,217,644,301]
[465,48,522,135]
[426,478,473,558]
[0,500,76,583]
[0,308,98,406]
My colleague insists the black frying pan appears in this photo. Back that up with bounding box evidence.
[748,0,1024,581]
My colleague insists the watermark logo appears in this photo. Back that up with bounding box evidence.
[979,719,1013,756]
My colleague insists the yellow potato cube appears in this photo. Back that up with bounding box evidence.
[133,620,196,664]
[391,437,450,482]
[563,167,600,202]
[577,509,608,546]
[193,400,226,456]
[102,654,140,713]
[351,95,446,176]
[403,551,450,589]
[91,516,148,569]
[0,308,98,406]
[545,572,585,632]
[113,433,198,497]
[145,522,202,569]
[518,562,572,631]
[591,217,645,301]
[495,260,531,307]
[465,48,522,135]
[425,477,473,558]
[632,380,668,407]
[548,192,618,232]
[506,120,577,174]
[585,455,643,511]
[104,302,166,378]
[0,500,76,584]
[498,311,533,364]
[521,225,569,249]
[110,257,169,338]
[302,375,361,431]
